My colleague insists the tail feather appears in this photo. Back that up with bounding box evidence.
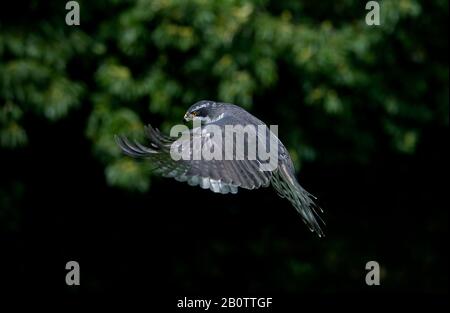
[271,164,325,237]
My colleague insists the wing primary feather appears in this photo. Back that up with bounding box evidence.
[115,135,148,157]
[134,140,157,153]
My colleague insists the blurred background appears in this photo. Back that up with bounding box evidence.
[0,0,448,302]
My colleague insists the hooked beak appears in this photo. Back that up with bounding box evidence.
[184,113,192,122]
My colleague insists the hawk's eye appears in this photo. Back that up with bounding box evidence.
[191,111,198,117]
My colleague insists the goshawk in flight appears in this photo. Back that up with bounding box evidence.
[116,100,324,237]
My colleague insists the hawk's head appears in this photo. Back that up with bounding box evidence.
[184,100,225,124]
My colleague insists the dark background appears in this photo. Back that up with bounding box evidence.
[0,0,448,307]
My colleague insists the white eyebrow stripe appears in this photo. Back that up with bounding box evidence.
[193,102,210,111]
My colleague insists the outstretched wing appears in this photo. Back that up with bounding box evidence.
[116,124,272,194]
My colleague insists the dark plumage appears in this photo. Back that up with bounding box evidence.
[116,100,325,237]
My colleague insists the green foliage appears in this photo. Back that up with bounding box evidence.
[0,29,86,147]
[0,0,448,190]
